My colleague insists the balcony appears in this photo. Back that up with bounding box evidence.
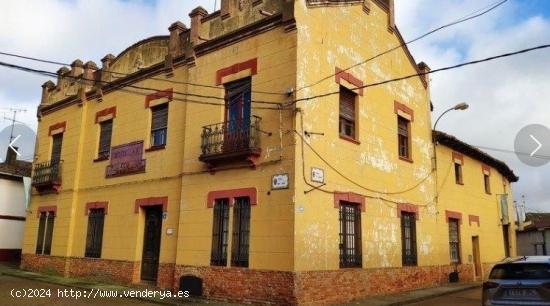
[199,116,262,168]
[32,160,62,194]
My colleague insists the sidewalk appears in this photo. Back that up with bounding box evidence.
[0,262,239,305]
[340,283,481,306]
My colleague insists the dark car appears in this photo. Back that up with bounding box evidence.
[483,256,550,305]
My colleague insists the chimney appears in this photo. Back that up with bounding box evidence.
[101,54,115,82]
[189,7,208,46]
[82,61,98,87]
[41,80,55,104]
[363,0,371,14]
[70,59,84,78]
[168,21,187,58]
[5,147,18,165]
[418,62,431,89]
[56,66,70,90]
[388,0,395,30]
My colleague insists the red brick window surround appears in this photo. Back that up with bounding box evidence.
[333,192,366,212]
[145,88,173,108]
[134,197,168,213]
[216,58,258,85]
[445,210,463,224]
[394,101,414,122]
[207,188,257,208]
[37,205,57,217]
[335,67,364,96]
[397,203,419,220]
[95,106,117,123]
[48,121,66,136]
[85,202,108,215]
[469,215,480,226]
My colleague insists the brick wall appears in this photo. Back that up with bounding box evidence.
[21,254,67,276]
[66,257,138,284]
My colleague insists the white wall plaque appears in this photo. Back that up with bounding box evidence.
[311,167,325,183]
[272,174,289,190]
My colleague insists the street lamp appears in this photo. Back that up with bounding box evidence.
[432,102,469,212]
[433,102,469,131]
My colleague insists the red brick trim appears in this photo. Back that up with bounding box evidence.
[468,215,480,226]
[335,67,364,96]
[482,164,491,175]
[215,58,258,85]
[48,121,66,136]
[95,106,117,123]
[134,196,168,213]
[445,210,462,224]
[333,192,366,212]
[397,203,419,220]
[0,214,26,221]
[452,152,464,164]
[394,101,414,121]
[37,205,57,217]
[145,88,173,108]
[207,187,258,208]
[85,201,109,215]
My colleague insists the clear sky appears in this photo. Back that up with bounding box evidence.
[0,0,549,212]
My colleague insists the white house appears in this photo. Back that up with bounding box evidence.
[0,148,31,262]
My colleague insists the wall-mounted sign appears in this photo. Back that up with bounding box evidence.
[311,167,325,183]
[272,173,289,190]
[106,141,146,178]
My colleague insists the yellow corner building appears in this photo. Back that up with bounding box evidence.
[22,0,519,304]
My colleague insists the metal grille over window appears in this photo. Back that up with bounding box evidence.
[231,197,250,267]
[449,219,460,263]
[85,208,105,258]
[401,212,417,266]
[36,211,55,255]
[339,202,362,268]
[151,104,168,147]
[339,87,356,139]
[398,117,410,158]
[51,133,63,163]
[211,199,229,266]
[98,120,113,159]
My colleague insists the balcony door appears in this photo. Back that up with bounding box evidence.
[224,78,251,152]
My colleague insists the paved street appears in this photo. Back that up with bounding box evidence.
[0,274,161,306]
[407,288,481,306]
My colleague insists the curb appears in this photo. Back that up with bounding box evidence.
[368,283,482,306]
[0,269,225,305]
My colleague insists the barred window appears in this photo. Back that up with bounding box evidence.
[339,202,362,268]
[36,211,55,255]
[339,87,357,139]
[449,218,460,263]
[401,212,417,266]
[98,120,113,159]
[85,208,105,258]
[51,133,63,163]
[231,197,250,267]
[398,116,410,159]
[151,104,168,147]
[211,199,229,266]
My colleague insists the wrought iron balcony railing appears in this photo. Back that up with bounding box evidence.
[32,160,62,191]
[199,116,261,166]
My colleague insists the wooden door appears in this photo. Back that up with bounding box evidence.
[472,236,482,278]
[141,206,163,282]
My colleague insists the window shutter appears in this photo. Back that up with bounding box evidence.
[210,199,229,266]
[98,120,113,156]
[51,134,63,163]
[151,104,168,130]
[231,197,250,267]
[339,88,356,121]
[35,212,47,254]
[43,213,55,255]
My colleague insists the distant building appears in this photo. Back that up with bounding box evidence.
[516,213,550,256]
[0,147,31,261]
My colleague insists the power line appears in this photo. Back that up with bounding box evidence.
[473,145,550,161]
[295,0,509,93]
[0,51,285,96]
[0,60,284,110]
[288,43,550,105]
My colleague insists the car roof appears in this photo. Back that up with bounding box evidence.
[499,256,550,264]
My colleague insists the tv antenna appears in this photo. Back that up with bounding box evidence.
[0,107,27,143]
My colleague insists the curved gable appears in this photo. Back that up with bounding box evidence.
[109,36,170,77]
